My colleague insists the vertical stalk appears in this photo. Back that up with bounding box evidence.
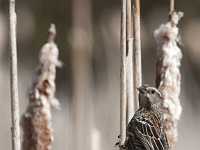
[71,0,93,149]
[9,0,21,150]
[170,0,175,13]
[120,0,127,147]
[126,0,134,122]
[133,0,142,109]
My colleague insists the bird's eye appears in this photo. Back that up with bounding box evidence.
[151,90,155,94]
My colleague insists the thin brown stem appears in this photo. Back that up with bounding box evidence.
[133,0,142,110]
[9,0,21,149]
[71,0,94,149]
[120,0,127,147]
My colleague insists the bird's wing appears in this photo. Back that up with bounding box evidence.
[134,113,169,150]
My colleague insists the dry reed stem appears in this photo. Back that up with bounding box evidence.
[126,0,134,122]
[133,0,142,110]
[9,0,21,149]
[70,0,94,149]
[119,0,127,147]
[170,0,175,14]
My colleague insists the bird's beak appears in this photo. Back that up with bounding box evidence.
[159,93,164,100]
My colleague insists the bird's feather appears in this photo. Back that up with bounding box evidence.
[126,107,169,150]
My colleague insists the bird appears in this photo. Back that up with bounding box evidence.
[124,85,169,150]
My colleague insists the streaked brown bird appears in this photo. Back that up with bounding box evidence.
[125,85,169,150]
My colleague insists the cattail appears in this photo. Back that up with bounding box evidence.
[154,11,184,149]
[21,24,62,150]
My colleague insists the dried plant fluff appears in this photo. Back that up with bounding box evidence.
[21,24,62,150]
[154,12,183,149]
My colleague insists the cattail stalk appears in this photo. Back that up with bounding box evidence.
[71,0,94,149]
[170,0,175,14]
[154,11,184,149]
[126,0,134,122]
[133,0,142,110]
[120,0,127,147]
[21,24,61,150]
[9,0,21,150]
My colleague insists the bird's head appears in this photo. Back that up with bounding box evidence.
[138,85,163,109]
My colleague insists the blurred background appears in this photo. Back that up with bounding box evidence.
[0,0,200,149]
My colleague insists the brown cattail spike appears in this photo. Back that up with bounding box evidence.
[21,24,61,150]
